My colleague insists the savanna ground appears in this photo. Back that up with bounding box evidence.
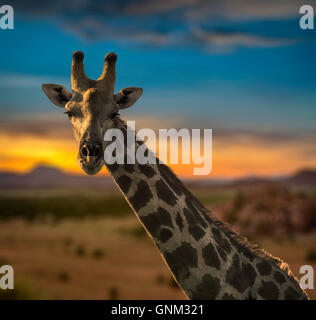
[0,187,315,300]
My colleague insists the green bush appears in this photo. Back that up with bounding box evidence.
[0,195,131,222]
[0,278,40,300]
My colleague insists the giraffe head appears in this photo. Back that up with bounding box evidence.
[42,51,143,175]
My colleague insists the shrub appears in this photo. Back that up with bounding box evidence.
[232,191,246,212]
[75,245,86,257]
[108,286,119,300]
[92,248,106,259]
[225,210,238,224]
[155,274,165,285]
[58,271,70,283]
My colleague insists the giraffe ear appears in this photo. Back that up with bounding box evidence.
[114,87,143,109]
[42,84,72,108]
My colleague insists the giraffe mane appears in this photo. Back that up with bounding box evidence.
[157,163,299,283]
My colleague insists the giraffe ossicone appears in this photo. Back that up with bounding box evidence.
[42,51,308,300]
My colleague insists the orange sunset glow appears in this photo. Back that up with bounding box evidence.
[1,124,315,178]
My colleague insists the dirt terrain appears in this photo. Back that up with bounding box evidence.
[0,188,315,300]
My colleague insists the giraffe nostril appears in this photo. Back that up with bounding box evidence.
[81,144,103,159]
[81,146,89,157]
[94,145,103,158]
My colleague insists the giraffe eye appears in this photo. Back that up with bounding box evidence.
[64,111,75,119]
[111,112,120,120]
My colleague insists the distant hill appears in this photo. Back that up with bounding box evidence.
[0,166,315,190]
[0,165,115,189]
[27,165,66,179]
[229,169,316,189]
[287,169,316,188]
[231,176,272,188]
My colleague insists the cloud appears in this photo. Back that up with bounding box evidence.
[12,0,308,20]
[1,112,315,177]
[10,0,307,51]
[181,0,308,21]
[60,18,172,45]
[191,28,296,53]
[0,114,73,140]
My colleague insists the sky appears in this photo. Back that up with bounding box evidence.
[0,0,315,178]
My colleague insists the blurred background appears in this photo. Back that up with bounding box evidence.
[0,0,315,299]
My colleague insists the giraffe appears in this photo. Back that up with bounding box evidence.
[42,51,308,300]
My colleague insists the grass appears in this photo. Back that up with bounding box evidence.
[0,278,41,300]
[0,188,315,299]
[0,217,314,299]
[0,195,131,222]
[0,216,186,299]
[197,190,235,206]
[119,225,147,239]
[0,189,233,223]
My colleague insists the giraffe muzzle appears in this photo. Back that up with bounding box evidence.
[79,142,104,175]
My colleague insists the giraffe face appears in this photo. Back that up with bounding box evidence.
[42,51,143,175]
[64,87,118,175]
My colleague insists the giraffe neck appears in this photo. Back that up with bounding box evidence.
[105,118,308,300]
